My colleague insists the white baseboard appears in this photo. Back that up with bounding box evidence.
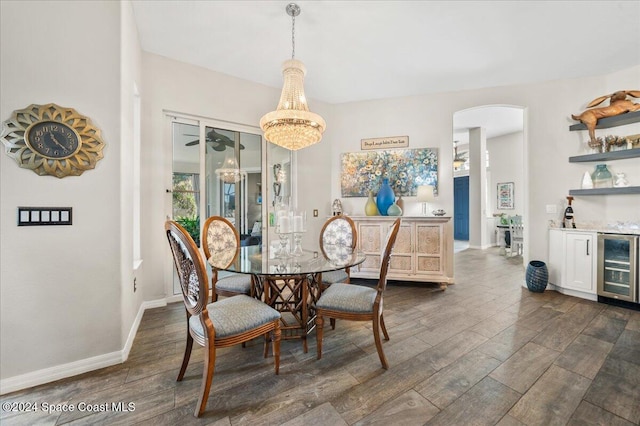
[0,297,168,395]
[0,350,122,396]
[121,298,167,361]
[166,294,182,303]
[547,283,597,301]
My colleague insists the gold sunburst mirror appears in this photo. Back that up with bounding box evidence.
[1,103,105,178]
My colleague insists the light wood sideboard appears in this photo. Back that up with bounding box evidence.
[349,216,454,289]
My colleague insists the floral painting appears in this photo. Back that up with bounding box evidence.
[340,148,438,197]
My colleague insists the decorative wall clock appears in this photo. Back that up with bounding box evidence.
[0,103,105,178]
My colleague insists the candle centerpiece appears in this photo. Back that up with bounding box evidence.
[276,210,292,258]
[291,211,307,256]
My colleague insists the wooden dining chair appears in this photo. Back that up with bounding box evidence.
[202,216,252,302]
[318,215,358,290]
[315,218,401,369]
[165,220,281,417]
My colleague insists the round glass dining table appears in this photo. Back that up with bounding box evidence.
[208,244,366,353]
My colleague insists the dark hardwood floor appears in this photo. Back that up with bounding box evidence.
[2,247,639,425]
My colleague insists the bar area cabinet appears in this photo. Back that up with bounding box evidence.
[350,216,454,289]
[548,229,598,300]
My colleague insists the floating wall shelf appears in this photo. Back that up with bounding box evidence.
[569,187,640,196]
[569,148,640,163]
[569,110,640,131]
[568,109,639,196]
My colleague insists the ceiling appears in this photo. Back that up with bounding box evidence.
[132,1,638,141]
[131,1,639,105]
[454,106,524,143]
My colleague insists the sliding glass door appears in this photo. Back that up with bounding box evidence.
[203,126,262,238]
[170,115,289,296]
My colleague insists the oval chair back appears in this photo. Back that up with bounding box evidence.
[318,215,359,303]
[202,216,252,301]
[202,216,241,268]
[319,215,357,253]
[165,220,209,319]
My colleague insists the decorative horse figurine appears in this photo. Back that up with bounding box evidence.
[571,90,640,144]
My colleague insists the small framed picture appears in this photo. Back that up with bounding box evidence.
[497,182,514,210]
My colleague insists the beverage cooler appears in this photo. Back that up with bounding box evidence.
[597,233,638,303]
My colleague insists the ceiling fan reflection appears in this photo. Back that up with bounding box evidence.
[185,129,245,152]
[453,141,467,166]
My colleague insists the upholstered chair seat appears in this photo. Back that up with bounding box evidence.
[315,283,377,313]
[215,274,252,296]
[319,269,349,286]
[188,295,281,339]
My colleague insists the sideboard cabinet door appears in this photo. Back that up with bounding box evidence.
[357,222,383,274]
[415,223,444,275]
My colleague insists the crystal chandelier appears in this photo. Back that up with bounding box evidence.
[260,3,326,151]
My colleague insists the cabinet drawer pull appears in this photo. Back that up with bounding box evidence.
[586,240,590,256]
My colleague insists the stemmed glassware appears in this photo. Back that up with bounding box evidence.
[275,213,291,258]
[275,209,306,257]
[291,211,306,256]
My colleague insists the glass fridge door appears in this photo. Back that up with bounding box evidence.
[597,234,638,302]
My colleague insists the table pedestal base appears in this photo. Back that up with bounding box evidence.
[255,273,321,353]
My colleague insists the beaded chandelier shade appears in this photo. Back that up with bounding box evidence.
[260,3,326,151]
[215,152,244,183]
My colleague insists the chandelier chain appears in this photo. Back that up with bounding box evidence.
[291,13,296,59]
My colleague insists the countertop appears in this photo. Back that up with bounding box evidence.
[548,223,640,235]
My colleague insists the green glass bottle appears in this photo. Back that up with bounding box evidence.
[592,164,612,188]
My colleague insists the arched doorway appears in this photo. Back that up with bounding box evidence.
[452,105,527,261]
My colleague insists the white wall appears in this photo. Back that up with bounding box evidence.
[487,131,524,217]
[1,1,123,382]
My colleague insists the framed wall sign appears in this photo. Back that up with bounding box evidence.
[361,135,409,150]
[497,182,515,209]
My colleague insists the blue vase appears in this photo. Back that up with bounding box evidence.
[376,178,395,216]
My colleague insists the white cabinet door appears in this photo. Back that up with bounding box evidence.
[565,232,596,293]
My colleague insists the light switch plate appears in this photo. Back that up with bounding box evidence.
[18,207,72,226]
[546,204,557,214]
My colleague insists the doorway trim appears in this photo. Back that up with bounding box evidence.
[452,104,529,264]
[163,111,266,299]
